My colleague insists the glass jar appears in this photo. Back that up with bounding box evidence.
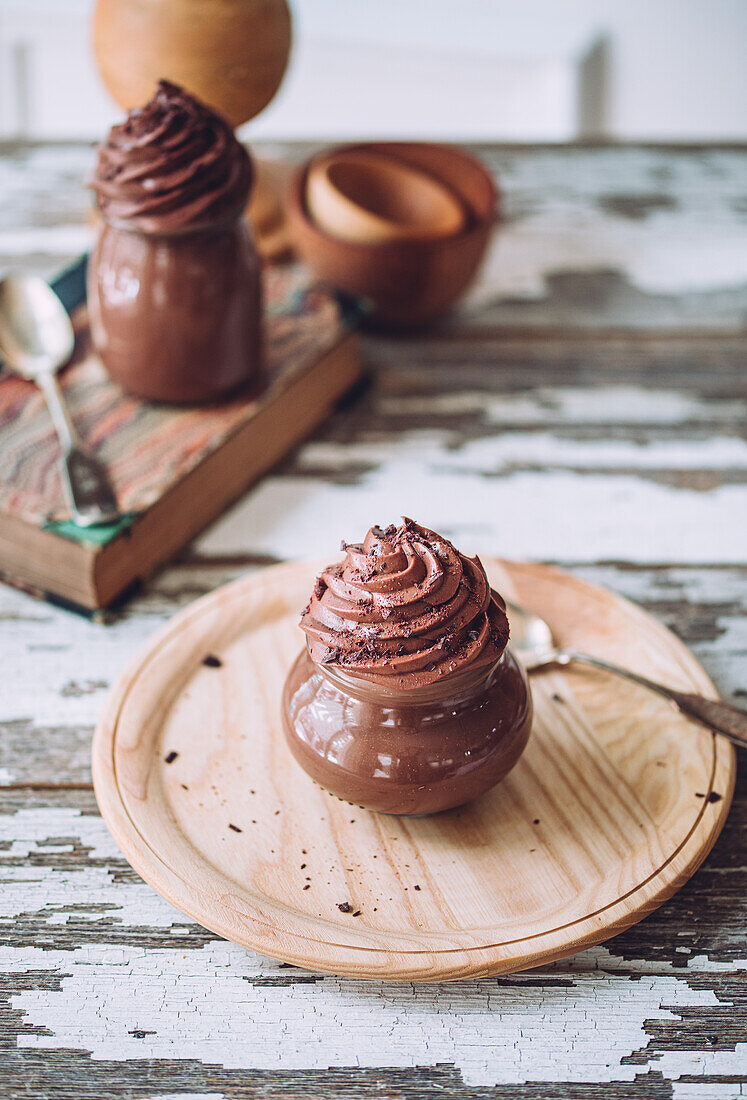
[281,644,532,815]
[87,212,263,403]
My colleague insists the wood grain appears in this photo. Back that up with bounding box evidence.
[92,559,734,981]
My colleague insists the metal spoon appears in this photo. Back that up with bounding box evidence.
[507,601,747,749]
[0,275,119,527]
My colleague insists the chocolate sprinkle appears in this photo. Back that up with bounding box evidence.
[228,823,242,833]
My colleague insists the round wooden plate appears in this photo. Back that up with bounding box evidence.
[93,560,735,981]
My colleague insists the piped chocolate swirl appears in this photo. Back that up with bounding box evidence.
[300,519,510,689]
[90,80,252,233]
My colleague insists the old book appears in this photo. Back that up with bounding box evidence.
[0,257,361,612]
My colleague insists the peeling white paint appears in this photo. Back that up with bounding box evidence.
[658,1048,747,1081]
[143,1095,226,1100]
[0,809,189,930]
[465,149,747,303]
[197,463,746,565]
[378,387,747,428]
[299,432,747,472]
[674,1085,746,1099]
[2,941,721,1086]
[473,210,747,306]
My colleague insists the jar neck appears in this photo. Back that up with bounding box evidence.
[97,205,246,238]
[311,642,508,705]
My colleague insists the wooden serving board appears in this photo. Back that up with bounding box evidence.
[92,560,735,981]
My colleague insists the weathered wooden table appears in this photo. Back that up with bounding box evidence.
[1,143,745,1099]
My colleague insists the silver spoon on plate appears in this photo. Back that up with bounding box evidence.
[507,601,747,748]
[0,275,119,527]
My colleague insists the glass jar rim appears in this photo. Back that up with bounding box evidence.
[307,638,509,704]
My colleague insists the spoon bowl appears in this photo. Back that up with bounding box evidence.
[0,275,74,379]
[506,600,554,660]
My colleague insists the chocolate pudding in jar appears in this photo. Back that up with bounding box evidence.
[88,81,262,403]
[282,519,532,815]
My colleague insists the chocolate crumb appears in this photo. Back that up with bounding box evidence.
[533,818,540,825]
[301,863,306,869]
[164,751,178,764]
[228,823,242,833]
[337,902,352,913]
[414,884,421,891]
[302,849,307,855]
[695,792,705,798]
[274,810,280,815]
[352,910,362,917]
[707,791,723,803]
[552,692,563,703]
[303,884,310,890]
[181,784,189,790]
[202,654,222,668]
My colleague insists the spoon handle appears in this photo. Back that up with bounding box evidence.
[560,649,747,748]
[37,371,120,527]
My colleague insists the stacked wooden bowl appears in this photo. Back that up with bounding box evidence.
[287,142,498,329]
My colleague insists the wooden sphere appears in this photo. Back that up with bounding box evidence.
[92,0,292,128]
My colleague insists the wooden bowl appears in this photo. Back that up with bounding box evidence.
[306,150,466,245]
[287,142,498,329]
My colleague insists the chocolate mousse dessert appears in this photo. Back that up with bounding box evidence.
[88,80,263,403]
[282,519,532,814]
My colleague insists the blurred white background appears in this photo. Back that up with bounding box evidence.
[0,0,745,141]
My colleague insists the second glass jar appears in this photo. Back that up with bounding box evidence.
[88,212,263,403]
